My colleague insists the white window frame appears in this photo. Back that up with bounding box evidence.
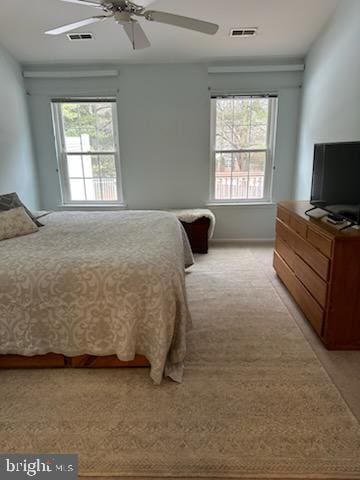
[209,95,278,205]
[51,98,124,206]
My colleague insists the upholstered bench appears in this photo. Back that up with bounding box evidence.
[170,209,215,254]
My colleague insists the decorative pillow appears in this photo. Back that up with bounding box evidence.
[0,192,43,227]
[0,207,39,241]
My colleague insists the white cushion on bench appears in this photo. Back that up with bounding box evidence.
[169,209,216,239]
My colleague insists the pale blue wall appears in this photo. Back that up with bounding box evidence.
[0,45,39,209]
[294,0,360,199]
[26,65,210,212]
[26,64,302,239]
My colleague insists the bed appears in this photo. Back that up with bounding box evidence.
[0,210,194,384]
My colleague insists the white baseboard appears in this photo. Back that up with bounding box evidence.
[210,238,275,243]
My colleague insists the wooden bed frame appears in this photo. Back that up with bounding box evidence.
[0,354,150,369]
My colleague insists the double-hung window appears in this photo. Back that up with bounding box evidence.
[210,95,278,203]
[52,99,123,205]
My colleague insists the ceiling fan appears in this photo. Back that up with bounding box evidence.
[46,0,219,50]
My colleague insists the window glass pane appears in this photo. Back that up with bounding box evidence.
[62,104,80,152]
[61,102,115,153]
[231,152,250,200]
[215,153,231,200]
[84,178,97,201]
[96,104,115,151]
[67,155,83,177]
[77,103,115,152]
[213,96,274,201]
[249,152,266,199]
[232,152,250,174]
[235,97,251,126]
[215,99,235,150]
[79,103,97,151]
[249,151,266,174]
[99,155,116,177]
[215,97,270,150]
[251,98,269,125]
[82,178,118,202]
[215,153,232,174]
[249,125,268,149]
[101,178,118,201]
[216,125,235,151]
[56,100,121,204]
[215,151,266,201]
[81,155,99,177]
[248,175,265,199]
[69,179,86,201]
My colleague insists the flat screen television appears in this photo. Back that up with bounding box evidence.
[310,141,360,225]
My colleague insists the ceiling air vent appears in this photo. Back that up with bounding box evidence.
[67,33,94,41]
[230,28,257,38]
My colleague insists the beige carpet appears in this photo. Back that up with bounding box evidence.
[1,245,360,479]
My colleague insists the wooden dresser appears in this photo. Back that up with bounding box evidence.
[274,201,360,349]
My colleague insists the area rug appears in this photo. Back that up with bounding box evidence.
[1,245,360,479]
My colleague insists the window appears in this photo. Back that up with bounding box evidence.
[210,95,278,203]
[52,99,123,205]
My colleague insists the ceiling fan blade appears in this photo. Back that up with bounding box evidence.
[60,0,103,8]
[45,16,108,35]
[123,22,151,50]
[144,10,219,35]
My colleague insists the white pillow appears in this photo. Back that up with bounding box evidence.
[0,207,39,241]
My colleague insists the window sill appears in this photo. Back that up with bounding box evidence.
[206,201,275,207]
[59,203,127,210]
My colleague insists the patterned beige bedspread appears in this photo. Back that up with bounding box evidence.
[0,211,193,384]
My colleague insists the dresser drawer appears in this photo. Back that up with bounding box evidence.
[275,237,296,270]
[276,219,296,248]
[274,252,324,336]
[307,227,333,258]
[290,215,307,238]
[277,206,291,224]
[293,254,328,308]
[294,234,330,281]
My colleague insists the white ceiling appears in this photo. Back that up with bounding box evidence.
[0,0,339,64]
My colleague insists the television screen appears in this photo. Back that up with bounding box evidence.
[310,142,360,224]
